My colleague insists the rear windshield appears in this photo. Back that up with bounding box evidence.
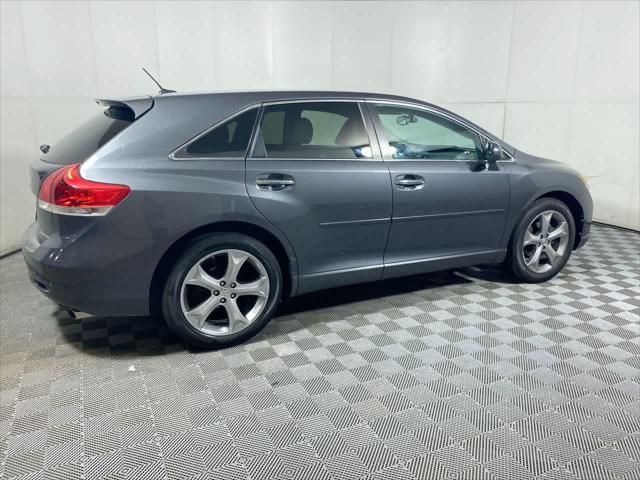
[44,107,135,165]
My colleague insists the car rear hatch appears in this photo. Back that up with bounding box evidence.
[29,96,153,196]
[27,96,152,242]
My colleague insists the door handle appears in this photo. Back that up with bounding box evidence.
[256,174,295,191]
[394,174,425,190]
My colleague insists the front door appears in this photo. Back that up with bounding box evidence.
[246,100,392,293]
[366,102,510,277]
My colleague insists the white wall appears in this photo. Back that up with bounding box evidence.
[1,0,638,253]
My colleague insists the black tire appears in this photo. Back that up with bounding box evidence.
[162,233,282,348]
[507,198,576,283]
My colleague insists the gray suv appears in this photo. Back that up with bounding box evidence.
[22,91,592,347]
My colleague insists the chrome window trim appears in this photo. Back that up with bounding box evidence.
[247,99,380,161]
[168,96,514,163]
[366,99,514,163]
[260,97,366,105]
[169,103,262,161]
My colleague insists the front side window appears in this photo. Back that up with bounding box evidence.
[252,102,371,159]
[182,108,258,158]
[373,104,483,160]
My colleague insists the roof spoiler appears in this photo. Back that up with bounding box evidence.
[95,96,154,119]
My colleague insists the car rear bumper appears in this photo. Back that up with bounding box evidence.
[21,220,166,317]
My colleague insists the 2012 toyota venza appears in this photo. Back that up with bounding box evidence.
[22,91,592,347]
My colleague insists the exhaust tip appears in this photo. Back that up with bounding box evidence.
[66,308,94,320]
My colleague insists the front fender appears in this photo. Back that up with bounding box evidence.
[503,156,593,249]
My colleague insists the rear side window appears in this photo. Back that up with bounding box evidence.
[45,107,134,165]
[183,108,258,158]
[252,102,371,159]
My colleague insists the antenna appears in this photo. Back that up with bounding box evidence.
[142,67,176,95]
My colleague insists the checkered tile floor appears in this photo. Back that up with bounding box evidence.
[1,224,639,480]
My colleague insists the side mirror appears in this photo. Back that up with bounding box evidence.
[484,141,505,162]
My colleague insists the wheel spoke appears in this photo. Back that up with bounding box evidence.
[225,250,248,283]
[225,300,248,333]
[540,212,553,233]
[526,245,543,268]
[545,245,560,265]
[180,248,271,336]
[547,222,568,241]
[234,276,268,298]
[185,264,219,291]
[185,295,220,329]
[523,229,540,247]
[522,209,569,274]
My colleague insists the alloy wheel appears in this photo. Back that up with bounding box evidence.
[180,249,270,336]
[522,210,570,274]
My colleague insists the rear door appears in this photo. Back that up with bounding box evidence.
[245,100,392,293]
[366,102,510,276]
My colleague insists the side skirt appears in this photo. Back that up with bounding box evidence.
[381,250,505,280]
[293,249,506,296]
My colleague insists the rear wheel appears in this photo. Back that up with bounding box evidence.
[162,233,282,348]
[507,198,575,283]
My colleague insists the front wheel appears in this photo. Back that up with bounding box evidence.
[162,233,282,348]
[507,198,575,283]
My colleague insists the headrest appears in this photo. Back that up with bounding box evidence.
[291,118,313,145]
[335,117,367,146]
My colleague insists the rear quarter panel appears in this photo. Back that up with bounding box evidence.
[87,156,299,275]
[78,94,299,290]
[79,93,290,239]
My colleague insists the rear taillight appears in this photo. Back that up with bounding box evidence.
[38,163,130,216]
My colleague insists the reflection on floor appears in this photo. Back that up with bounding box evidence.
[0,224,638,479]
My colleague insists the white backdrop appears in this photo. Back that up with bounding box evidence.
[1,0,639,253]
